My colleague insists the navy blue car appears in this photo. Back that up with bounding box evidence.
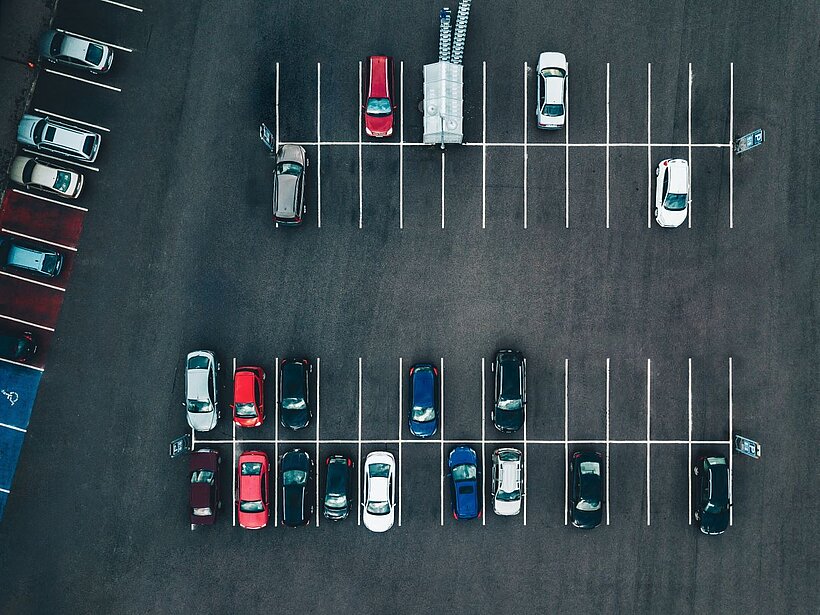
[448,446,480,520]
[408,363,438,438]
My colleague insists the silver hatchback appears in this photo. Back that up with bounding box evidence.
[272,144,307,226]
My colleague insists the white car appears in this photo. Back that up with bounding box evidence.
[17,114,101,163]
[362,451,396,532]
[185,350,219,432]
[9,155,83,198]
[536,52,567,130]
[655,159,690,228]
[39,30,113,74]
[491,448,523,516]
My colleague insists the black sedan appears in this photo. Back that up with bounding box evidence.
[0,329,37,362]
[279,358,311,430]
[569,450,603,529]
[281,449,313,527]
[492,350,526,432]
[189,448,220,528]
[323,455,353,520]
[694,455,730,535]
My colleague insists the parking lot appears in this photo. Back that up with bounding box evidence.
[0,0,816,614]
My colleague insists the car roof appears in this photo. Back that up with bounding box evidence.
[368,55,391,98]
[189,449,218,471]
[187,369,210,399]
[234,369,257,401]
[275,174,298,216]
[666,159,689,192]
[544,76,564,104]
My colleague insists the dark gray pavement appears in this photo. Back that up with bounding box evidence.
[0,1,818,613]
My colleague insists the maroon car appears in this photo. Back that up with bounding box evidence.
[189,448,220,528]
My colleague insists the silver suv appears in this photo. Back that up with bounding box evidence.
[185,350,219,431]
[17,114,101,163]
[272,144,307,226]
[491,448,523,516]
[1,239,64,278]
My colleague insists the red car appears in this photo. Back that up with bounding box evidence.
[237,451,270,529]
[363,55,396,137]
[232,366,265,427]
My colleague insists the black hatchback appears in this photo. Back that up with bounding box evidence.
[281,449,313,527]
[279,358,311,430]
[694,455,730,535]
[0,329,37,362]
[492,350,526,432]
[569,450,603,529]
[323,455,353,520]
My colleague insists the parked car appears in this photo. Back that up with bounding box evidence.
[273,144,307,226]
[492,350,526,432]
[189,448,220,528]
[232,366,265,427]
[237,451,270,529]
[324,455,353,520]
[363,55,396,137]
[279,358,311,430]
[39,30,113,74]
[448,446,480,520]
[17,114,101,163]
[569,450,603,529]
[185,350,219,431]
[694,455,730,535]
[281,448,313,527]
[0,329,37,362]
[362,451,396,532]
[492,448,522,516]
[408,363,438,438]
[536,52,568,130]
[0,238,64,278]
[8,155,83,198]
[655,159,690,228]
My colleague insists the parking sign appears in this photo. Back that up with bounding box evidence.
[734,128,765,154]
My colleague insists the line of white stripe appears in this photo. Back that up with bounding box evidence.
[194,438,732,446]
[523,61,528,230]
[21,149,98,172]
[11,189,88,212]
[0,357,43,371]
[0,422,27,433]
[2,228,76,252]
[284,141,732,148]
[0,313,54,332]
[33,109,110,132]
[100,0,144,13]
[44,69,121,92]
[0,270,65,292]
[316,62,321,228]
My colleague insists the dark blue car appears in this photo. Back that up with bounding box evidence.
[448,446,480,520]
[408,363,438,438]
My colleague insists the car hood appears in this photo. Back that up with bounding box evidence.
[494,406,524,431]
[494,497,521,516]
[17,115,41,145]
[572,507,602,529]
[363,508,394,532]
[656,206,688,228]
[366,113,393,136]
[189,483,212,508]
[281,406,309,429]
[187,409,217,431]
[700,509,729,534]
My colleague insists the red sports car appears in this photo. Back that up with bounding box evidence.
[237,451,270,529]
[363,55,396,138]
[232,366,265,427]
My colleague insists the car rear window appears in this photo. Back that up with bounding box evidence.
[44,126,57,143]
[85,44,104,65]
[82,135,96,156]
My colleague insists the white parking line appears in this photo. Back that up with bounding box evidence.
[728,356,733,525]
[523,61,528,230]
[523,357,527,525]
[55,28,133,52]
[606,357,610,525]
[647,62,652,229]
[200,437,731,446]
[100,0,143,12]
[44,68,121,92]
[2,228,76,252]
[33,109,110,132]
[688,63,693,229]
[729,63,734,229]
[315,357,320,527]
[646,358,651,526]
[0,357,44,372]
[287,140,730,149]
[0,270,65,292]
[232,360,237,528]
[440,153,445,229]
[564,358,569,525]
[22,149,99,172]
[0,422,26,433]
[688,357,693,525]
[606,63,610,229]
[400,61,405,230]
[0,313,54,332]
[357,357,362,526]
[0,487,10,494]
[398,357,403,527]
[565,62,570,229]
[275,62,280,153]
[274,356,279,527]
[11,189,88,212]
[358,61,363,229]
[440,357,445,526]
[316,62,322,228]
[481,357,486,525]
[482,61,487,230]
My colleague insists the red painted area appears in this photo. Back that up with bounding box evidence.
[1,192,85,248]
[0,276,64,329]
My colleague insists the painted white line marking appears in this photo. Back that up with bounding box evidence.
[196,437,732,446]
[191,427,195,451]
[565,61,570,229]
[357,357,362,526]
[398,357,403,527]
[11,189,87,212]
[316,62,321,228]
[523,61,528,230]
[0,422,26,433]
[22,149,98,172]
[232,395,237,527]
[275,62,279,153]
[0,357,43,372]
[0,313,54,332]
[2,228,76,252]
[285,140,731,148]
[44,68,121,92]
[606,63,610,229]
[564,358,569,525]
[274,356,279,527]
[481,357,486,525]
[315,357,320,527]
[55,29,132,52]
[606,357,610,525]
[33,109,109,132]
[0,487,10,494]
[688,357,693,525]
[0,270,64,292]
[400,61,404,230]
[729,63,734,229]
[646,358,651,526]
[440,152,445,229]
[482,61,487,230]
[440,357,445,526]
[100,0,143,13]
[523,357,527,526]
[647,62,652,229]
[688,63,693,229]
[358,61,363,229]
[729,356,733,525]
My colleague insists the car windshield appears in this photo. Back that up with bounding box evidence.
[277,161,302,176]
[282,397,307,410]
[241,462,262,476]
[496,488,520,502]
[452,464,476,481]
[541,67,565,78]
[53,170,72,192]
[325,494,347,508]
[283,470,306,485]
[21,160,35,183]
[234,402,257,418]
[497,398,522,411]
[192,507,213,516]
[664,192,688,211]
[188,355,210,369]
[85,44,103,65]
[190,470,215,484]
[239,500,264,513]
[187,400,212,413]
[577,498,601,512]
[82,136,96,156]
[50,33,65,56]
[366,500,390,515]
[44,126,56,143]
[411,405,435,422]
[366,97,392,116]
[33,119,46,143]
[542,104,564,117]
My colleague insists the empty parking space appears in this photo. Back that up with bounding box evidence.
[1,193,84,249]
[0,278,63,330]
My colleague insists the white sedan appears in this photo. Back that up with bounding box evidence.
[655,159,690,227]
[536,52,568,130]
[362,451,396,532]
[9,155,83,198]
[185,350,219,432]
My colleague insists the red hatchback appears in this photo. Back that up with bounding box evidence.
[364,55,396,137]
[237,451,270,529]
[232,366,265,427]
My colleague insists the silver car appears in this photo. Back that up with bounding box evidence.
[185,350,219,432]
[39,30,113,74]
[273,144,307,226]
[9,155,83,198]
[492,448,523,516]
[17,114,101,163]
[536,52,568,130]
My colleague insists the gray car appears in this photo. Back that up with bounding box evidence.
[0,238,64,278]
[185,350,219,432]
[39,30,113,74]
[17,114,101,163]
[273,144,307,226]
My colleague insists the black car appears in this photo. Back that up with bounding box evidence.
[492,350,526,432]
[569,450,603,529]
[0,329,37,362]
[694,455,730,535]
[279,358,311,430]
[323,455,353,520]
[281,448,313,527]
[189,449,220,528]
